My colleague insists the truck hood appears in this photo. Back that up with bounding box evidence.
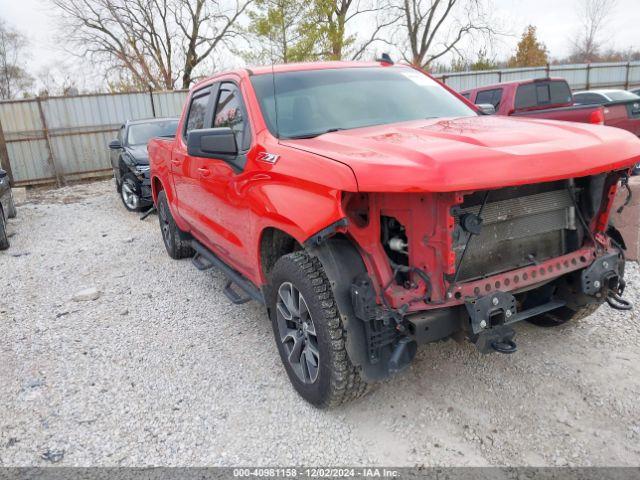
[281,116,640,192]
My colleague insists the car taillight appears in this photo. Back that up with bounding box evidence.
[589,109,605,125]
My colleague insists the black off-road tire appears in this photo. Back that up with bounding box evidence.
[268,251,369,408]
[157,190,194,259]
[6,190,17,219]
[527,303,601,327]
[0,208,9,250]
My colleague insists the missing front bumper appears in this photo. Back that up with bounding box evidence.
[465,250,630,353]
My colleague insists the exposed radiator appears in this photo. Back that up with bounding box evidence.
[454,188,577,281]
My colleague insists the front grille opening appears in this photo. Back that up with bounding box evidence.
[453,179,588,282]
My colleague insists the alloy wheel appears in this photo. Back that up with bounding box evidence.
[276,282,320,384]
[159,201,172,246]
[121,179,139,210]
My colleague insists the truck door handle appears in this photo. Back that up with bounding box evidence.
[197,167,210,177]
[171,159,181,165]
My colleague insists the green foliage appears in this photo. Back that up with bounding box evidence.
[244,0,358,64]
[470,49,497,71]
[245,0,318,63]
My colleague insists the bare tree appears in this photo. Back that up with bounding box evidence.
[394,0,499,69]
[50,0,251,90]
[0,19,34,99]
[570,0,617,63]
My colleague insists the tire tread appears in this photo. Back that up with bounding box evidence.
[281,251,369,408]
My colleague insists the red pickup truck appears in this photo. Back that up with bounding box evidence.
[149,61,640,407]
[462,78,640,137]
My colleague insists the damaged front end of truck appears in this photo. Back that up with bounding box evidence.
[324,169,633,382]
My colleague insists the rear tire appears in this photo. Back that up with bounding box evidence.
[527,303,601,327]
[157,190,194,259]
[268,251,369,408]
[0,208,9,250]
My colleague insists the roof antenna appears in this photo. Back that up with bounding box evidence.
[376,52,394,65]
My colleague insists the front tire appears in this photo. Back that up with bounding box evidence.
[120,172,143,212]
[156,190,194,259]
[268,251,369,408]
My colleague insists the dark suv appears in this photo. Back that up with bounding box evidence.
[109,118,178,211]
[0,168,17,250]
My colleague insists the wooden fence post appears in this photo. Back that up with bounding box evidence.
[0,117,15,185]
[586,63,591,90]
[36,96,63,188]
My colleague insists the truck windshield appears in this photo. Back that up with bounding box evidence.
[127,120,178,146]
[250,67,476,139]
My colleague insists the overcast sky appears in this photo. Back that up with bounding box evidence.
[1,0,638,89]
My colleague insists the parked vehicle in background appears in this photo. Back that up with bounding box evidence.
[462,78,640,138]
[573,90,640,138]
[149,61,640,407]
[109,118,179,211]
[461,78,606,123]
[0,168,17,250]
[573,89,640,174]
[574,89,640,104]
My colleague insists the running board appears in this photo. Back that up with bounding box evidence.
[190,240,265,305]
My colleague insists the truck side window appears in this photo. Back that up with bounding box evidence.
[214,83,250,151]
[475,89,503,109]
[516,81,572,109]
[185,90,211,134]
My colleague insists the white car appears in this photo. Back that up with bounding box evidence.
[573,89,640,105]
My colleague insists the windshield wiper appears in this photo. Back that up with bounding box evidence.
[286,128,344,139]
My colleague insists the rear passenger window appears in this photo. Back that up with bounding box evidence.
[185,90,211,133]
[475,89,503,109]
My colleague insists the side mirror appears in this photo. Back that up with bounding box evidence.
[109,139,123,149]
[476,103,496,115]
[0,169,6,179]
[187,127,237,158]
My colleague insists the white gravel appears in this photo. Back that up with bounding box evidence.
[1,179,640,467]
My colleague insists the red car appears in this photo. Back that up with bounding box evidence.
[462,78,640,137]
[149,61,640,407]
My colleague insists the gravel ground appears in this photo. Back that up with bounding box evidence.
[1,179,640,467]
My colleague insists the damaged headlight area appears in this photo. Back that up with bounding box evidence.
[342,171,632,380]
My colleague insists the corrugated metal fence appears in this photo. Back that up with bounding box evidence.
[0,89,187,186]
[435,61,640,92]
[1,61,640,187]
